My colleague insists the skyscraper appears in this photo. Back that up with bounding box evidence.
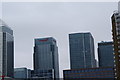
[0,19,14,78]
[98,41,114,67]
[33,37,59,79]
[69,32,96,69]
[111,2,120,79]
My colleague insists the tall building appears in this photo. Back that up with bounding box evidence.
[111,2,120,79]
[0,20,14,78]
[33,37,59,79]
[98,41,114,67]
[0,20,14,79]
[69,32,96,69]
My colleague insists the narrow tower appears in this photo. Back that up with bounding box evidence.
[111,2,120,79]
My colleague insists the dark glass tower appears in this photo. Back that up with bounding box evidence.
[98,41,114,67]
[33,37,59,78]
[0,19,14,78]
[69,32,96,69]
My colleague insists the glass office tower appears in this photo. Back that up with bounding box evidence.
[98,41,114,67]
[0,19,14,78]
[33,37,59,79]
[69,32,96,69]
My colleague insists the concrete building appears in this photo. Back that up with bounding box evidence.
[111,1,120,79]
[63,67,115,79]
[98,41,114,67]
[69,32,96,69]
[33,37,59,79]
[0,19,14,78]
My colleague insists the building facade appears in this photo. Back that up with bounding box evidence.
[63,67,115,79]
[14,68,30,79]
[31,69,54,79]
[0,20,14,78]
[111,2,120,79]
[33,37,59,79]
[98,41,114,67]
[69,32,96,69]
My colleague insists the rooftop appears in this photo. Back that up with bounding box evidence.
[0,19,11,29]
[69,32,91,35]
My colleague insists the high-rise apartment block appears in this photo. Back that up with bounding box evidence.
[111,2,120,79]
[0,20,14,78]
[98,41,114,67]
[33,37,59,79]
[69,32,96,69]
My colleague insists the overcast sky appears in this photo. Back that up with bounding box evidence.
[1,2,118,77]
[1,0,120,2]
